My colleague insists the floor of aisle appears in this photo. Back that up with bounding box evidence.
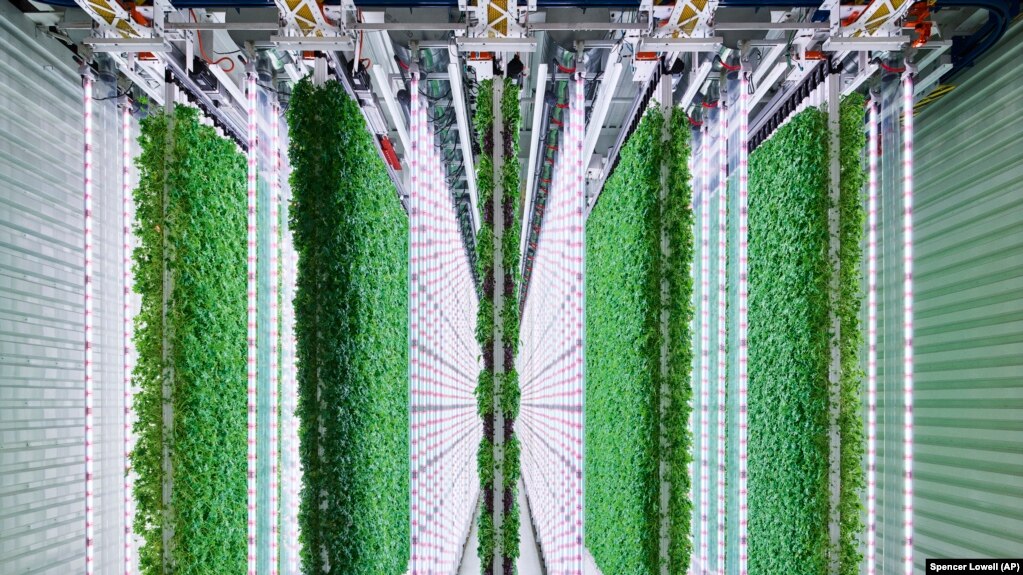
[456,480,544,575]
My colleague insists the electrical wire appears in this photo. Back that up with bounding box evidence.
[876,59,907,74]
[189,9,235,72]
[716,54,740,72]
[93,88,130,101]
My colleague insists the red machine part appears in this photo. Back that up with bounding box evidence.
[905,1,934,47]
[378,135,402,171]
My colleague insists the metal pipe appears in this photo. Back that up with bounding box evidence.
[166,21,278,30]
[528,21,648,31]
[581,46,623,173]
[522,63,549,259]
[715,21,829,30]
[447,61,480,233]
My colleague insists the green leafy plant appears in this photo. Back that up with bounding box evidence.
[838,94,867,575]
[474,77,523,571]
[131,106,248,574]
[747,107,832,575]
[498,78,522,568]
[746,99,867,575]
[664,112,695,572]
[587,108,693,574]
[474,78,499,573]
[288,78,409,574]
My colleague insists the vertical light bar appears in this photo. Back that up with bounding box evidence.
[287,231,300,575]
[409,72,420,574]
[574,70,585,574]
[121,100,134,575]
[738,67,750,575]
[246,72,258,575]
[82,72,95,575]
[699,120,711,573]
[716,100,728,575]
[866,97,879,575]
[902,71,915,575]
[270,101,281,575]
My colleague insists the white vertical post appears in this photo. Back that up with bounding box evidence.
[901,70,915,575]
[866,96,879,575]
[716,95,728,575]
[270,100,281,575]
[737,65,750,575]
[121,99,134,575]
[82,71,96,575]
[409,72,420,574]
[699,119,711,574]
[246,71,258,575]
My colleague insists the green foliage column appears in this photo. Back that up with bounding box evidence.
[473,76,523,574]
[287,79,409,574]
[498,78,523,573]
[837,93,867,575]
[585,108,693,574]
[130,106,248,574]
[746,97,866,575]
[473,77,498,572]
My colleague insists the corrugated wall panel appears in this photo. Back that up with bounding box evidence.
[0,3,126,572]
[874,21,1023,573]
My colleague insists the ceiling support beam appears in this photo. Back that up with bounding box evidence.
[448,59,480,233]
[521,62,548,259]
[582,47,624,174]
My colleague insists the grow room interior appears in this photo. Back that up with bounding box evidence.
[1,0,1021,573]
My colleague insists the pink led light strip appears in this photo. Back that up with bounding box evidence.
[716,103,728,575]
[699,120,711,573]
[409,72,482,572]
[518,72,585,574]
[122,100,134,575]
[738,69,750,575]
[83,72,95,575]
[270,101,281,575]
[902,72,915,575]
[409,74,422,573]
[246,72,258,575]
[866,97,879,575]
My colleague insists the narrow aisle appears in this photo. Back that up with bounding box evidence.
[517,479,543,574]
[456,508,481,575]
[456,480,545,575]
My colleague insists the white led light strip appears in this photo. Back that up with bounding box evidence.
[83,72,96,575]
[246,72,258,575]
[409,72,482,573]
[519,72,585,573]
[286,181,300,575]
[270,101,281,575]
[699,120,711,573]
[866,97,879,575]
[738,68,750,575]
[716,102,728,575]
[121,100,134,575]
[902,71,915,575]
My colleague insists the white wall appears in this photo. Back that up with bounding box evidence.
[0,3,128,572]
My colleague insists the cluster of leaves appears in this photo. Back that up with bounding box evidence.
[287,79,409,574]
[473,77,523,573]
[746,99,868,575]
[130,106,248,574]
[837,94,867,575]
[586,108,693,574]
[499,77,522,570]
[747,108,832,575]
[663,112,695,572]
[473,78,498,573]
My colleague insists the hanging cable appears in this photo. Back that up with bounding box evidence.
[190,10,236,72]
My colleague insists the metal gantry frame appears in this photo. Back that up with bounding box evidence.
[57,2,949,572]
